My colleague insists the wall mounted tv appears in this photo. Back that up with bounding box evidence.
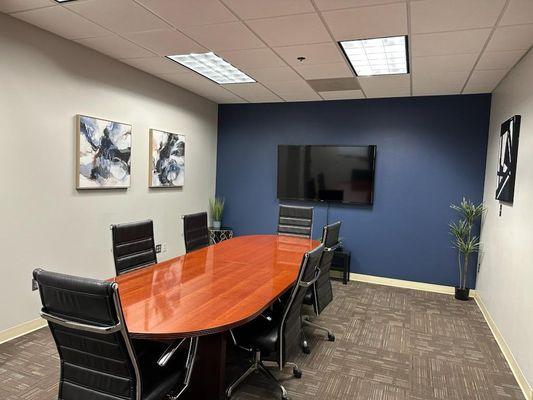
[277,145,376,205]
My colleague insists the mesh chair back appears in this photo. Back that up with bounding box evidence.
[183,212,209,253]
[111,220,157,275]
[33,269,140,400]
[277,205,313,238]
[279,243,324,366]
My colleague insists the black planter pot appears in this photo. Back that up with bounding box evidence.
[455,287,470,301]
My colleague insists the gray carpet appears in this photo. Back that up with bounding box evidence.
[0,281,525,400]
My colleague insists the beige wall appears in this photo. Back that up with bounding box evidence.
[0,14,218,331]
[477,48,533,391]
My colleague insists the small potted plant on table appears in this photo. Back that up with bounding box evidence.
[449,198,485,301]
[210,197,225,229]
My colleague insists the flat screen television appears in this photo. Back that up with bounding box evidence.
[277,145,376,205]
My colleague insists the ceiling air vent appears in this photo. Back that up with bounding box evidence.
[306,77,361,92]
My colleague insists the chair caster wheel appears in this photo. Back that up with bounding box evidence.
[302,345,311,354]
[293,367,302,379]
[328,333,335,342]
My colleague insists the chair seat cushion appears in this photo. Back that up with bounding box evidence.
[133,339,187,400]
[303,288,313,305]
[234,316,279,355]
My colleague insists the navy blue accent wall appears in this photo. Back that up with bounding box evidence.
[216,95,491,287]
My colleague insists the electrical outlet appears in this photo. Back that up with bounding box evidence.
[161,242,167,253]
[155,244,162,254]
[32,278,38,291]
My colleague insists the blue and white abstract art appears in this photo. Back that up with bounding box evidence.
[149,129,185,187]
[77,115,132,189]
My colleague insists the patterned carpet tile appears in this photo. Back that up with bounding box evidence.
[0,281,525,400]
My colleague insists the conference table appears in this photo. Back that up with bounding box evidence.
[113,234,320,400]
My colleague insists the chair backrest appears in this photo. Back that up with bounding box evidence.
[279,243,324,366]
[33,268,141,400]
[183,212,209,253]
[277,205,313,238]
[313,221,342,314]
[111,220,157,275]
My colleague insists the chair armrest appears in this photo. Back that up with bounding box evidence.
[325,242,342,252]
[157,338,187,367]
[298,267,321,288]
[40,311,121,334]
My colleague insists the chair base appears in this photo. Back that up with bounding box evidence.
[226,351,301,400]
[301,316,335,353]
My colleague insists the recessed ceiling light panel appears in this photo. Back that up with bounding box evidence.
[167,52,255,85]
[339,36,409,77]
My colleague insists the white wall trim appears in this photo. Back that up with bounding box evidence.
[474,292,533,400]
[0,318,47,345]
[347,272,474,296]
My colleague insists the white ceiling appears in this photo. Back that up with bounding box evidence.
[2,0,532,103]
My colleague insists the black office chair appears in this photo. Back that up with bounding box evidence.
[111,220,157,275]
[33,268,198,400]
[227,243,325,400]
[183,212,209,253]
[277,205,313,238]
[301,221,342,354]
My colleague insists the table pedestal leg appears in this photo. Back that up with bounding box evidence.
[186,332,227,400]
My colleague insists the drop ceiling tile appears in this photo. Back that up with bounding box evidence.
[66,0,169,33]
[246,13,331,47]
[219,48,286,69]
[13,6,110,40]
[274,42,345,66]
[124,29,205,55]
[413,70,470,95]
[183,22,265,51]
[320,89,365,100]
[315,0,405,11]
[464,69,508,93]
[0,0,54,13]
[222,0,314,19]
[411,29,491,56]
[137,0,237,28]
[121,56,190,74]
[294,63,353,79]
[243,66,301,83]
[358,74,410,97]
[410,0,505,34]
[263,79,318,97]
[281,92,322,102]
[322,3,407,40]
[223,83,283,102]
[412,53,479,74]
[476,49,526,70]
[499,0,533,26]
[485,24,533,51]
[161,72,246,103]
[76,35,156,59]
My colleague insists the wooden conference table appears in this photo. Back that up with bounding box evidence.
[113,234,320,400]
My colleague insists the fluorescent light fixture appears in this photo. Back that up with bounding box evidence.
[339,36,409,76]
[167,52,255,84]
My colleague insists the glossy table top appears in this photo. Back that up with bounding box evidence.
[113,234,320,339]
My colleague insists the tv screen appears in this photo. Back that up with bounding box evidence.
[277,145,376,205]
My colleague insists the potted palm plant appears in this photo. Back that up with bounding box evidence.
[210,197,225,229]
[449,198,485,301]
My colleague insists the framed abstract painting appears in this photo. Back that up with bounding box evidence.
[149,129,185,188]
[77,115,132,189]
[496,115,521,203]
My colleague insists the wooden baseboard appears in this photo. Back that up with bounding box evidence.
[0,318,47,345]
[474,292,532,400]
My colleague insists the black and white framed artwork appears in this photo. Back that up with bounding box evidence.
[496,115,521,203]
[149,129,185,187]
[77,115,132,189]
